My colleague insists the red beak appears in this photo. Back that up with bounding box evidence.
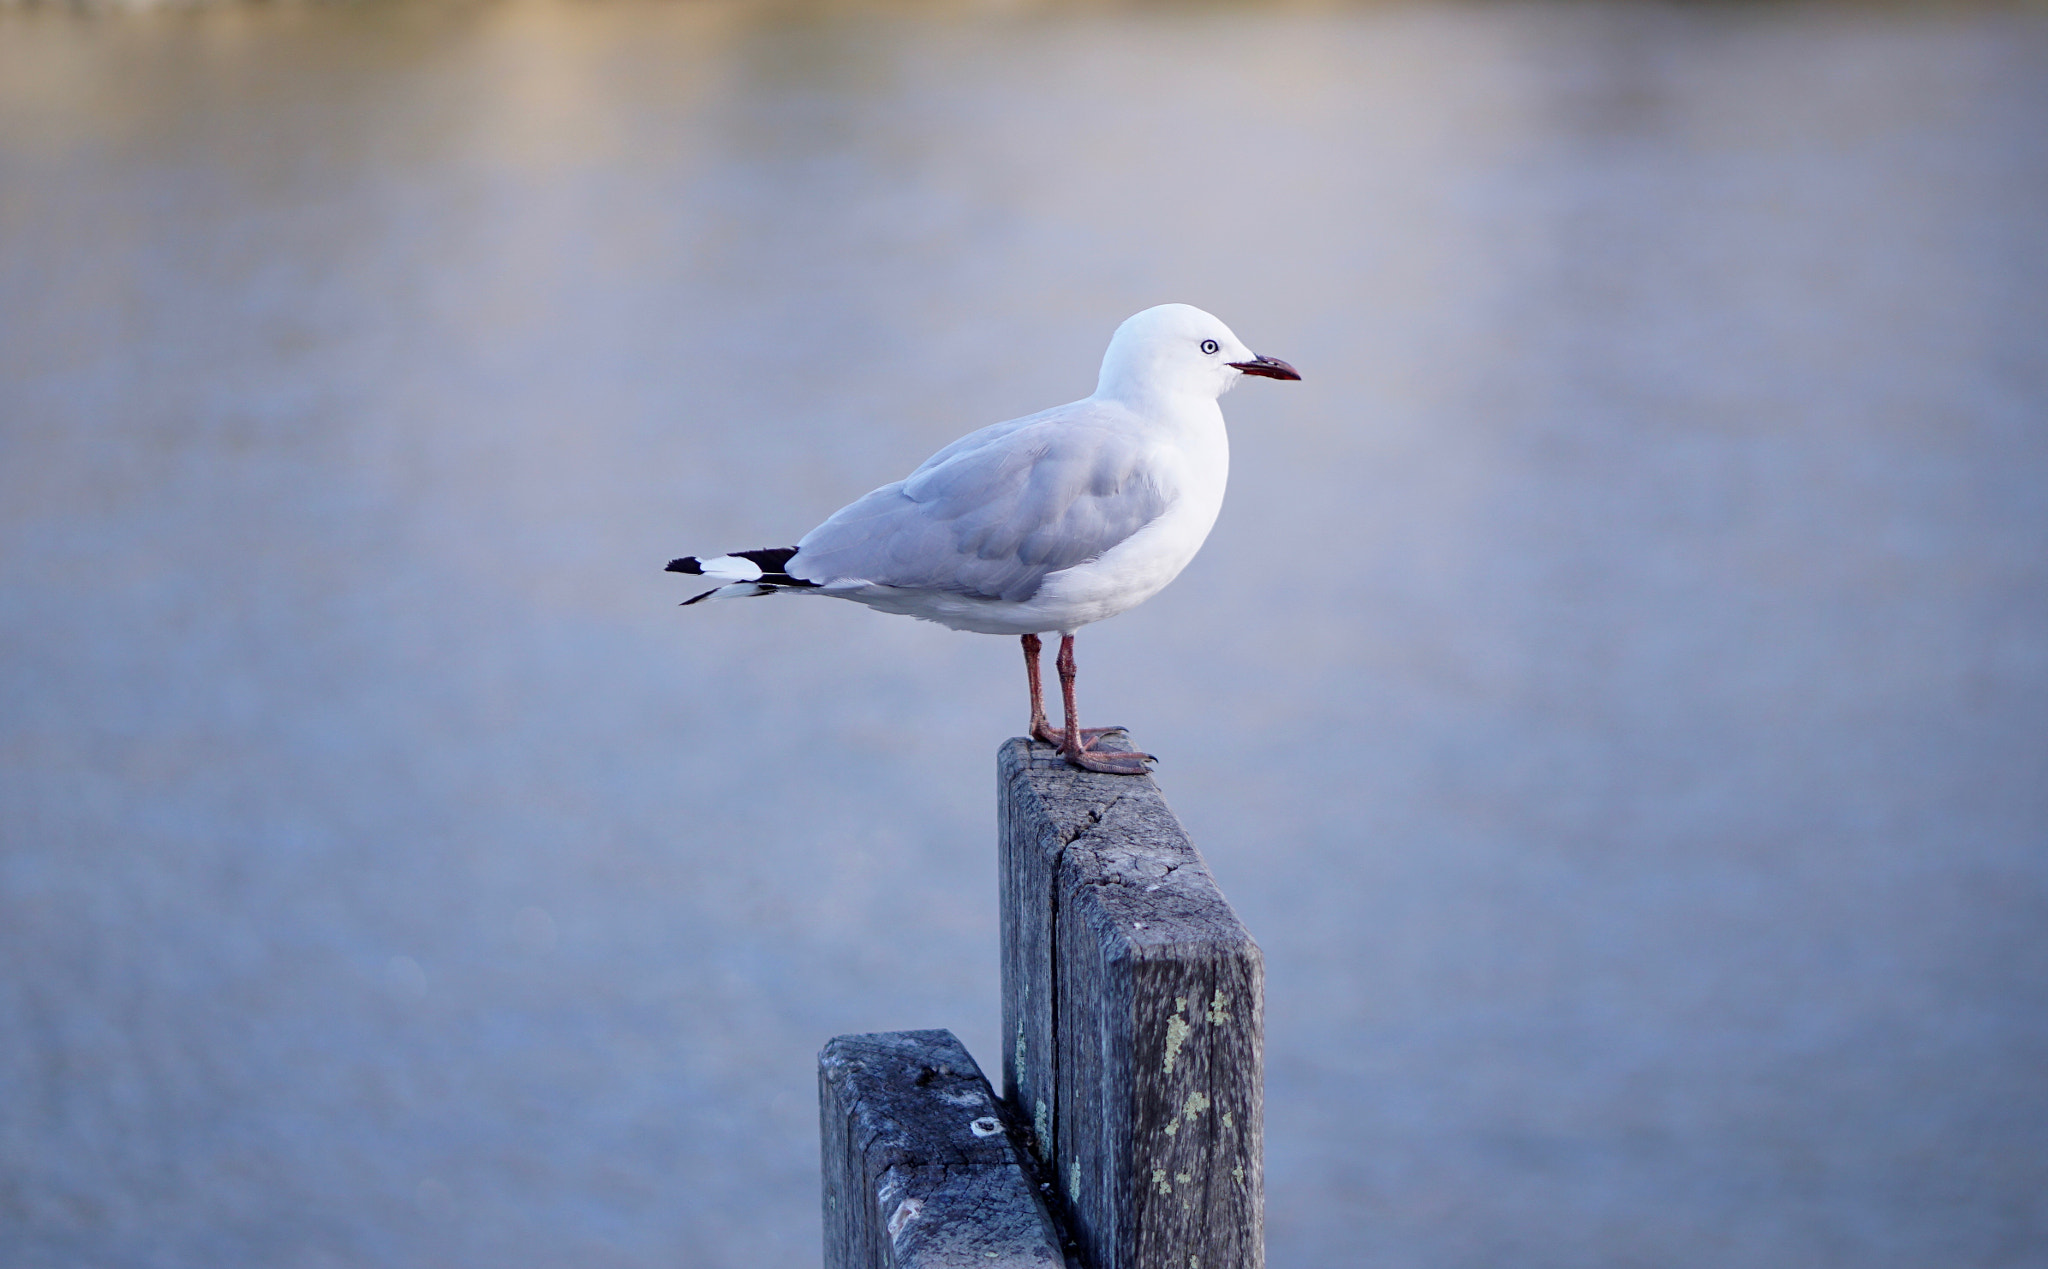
[1228,355,1301,381]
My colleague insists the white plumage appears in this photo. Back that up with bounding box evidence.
[668,303,1299,772]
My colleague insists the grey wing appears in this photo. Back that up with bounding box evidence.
[900,406,1058,478]
[790,406,1168,603]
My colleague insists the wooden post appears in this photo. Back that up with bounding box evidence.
[819,1028,1071,1268]
[1000,737,1264,1269]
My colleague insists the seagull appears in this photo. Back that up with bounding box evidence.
[666,304,1300,774]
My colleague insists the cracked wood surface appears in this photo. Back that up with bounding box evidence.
[999,738,1264,1269]
[820,1029,1070,1268]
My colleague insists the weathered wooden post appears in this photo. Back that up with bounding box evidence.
[1001,737,1264,1269]
[819,1029,1069,1267]
[821,736,1262,1269]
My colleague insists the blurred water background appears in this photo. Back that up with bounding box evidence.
[3,0,2046,1265]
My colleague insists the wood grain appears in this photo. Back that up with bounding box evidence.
[999,738,1264,1269]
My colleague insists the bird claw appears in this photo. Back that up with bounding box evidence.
[1062,745,1153,776]
[1031,718,1127,747]
[1059,728,1152,775]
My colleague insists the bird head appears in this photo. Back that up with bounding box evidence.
[1093,303,1301,408]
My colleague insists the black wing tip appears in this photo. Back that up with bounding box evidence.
[734,547,801,572]
[667,548,800,575]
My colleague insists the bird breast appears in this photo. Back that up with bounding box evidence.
[1027,411,1228,628]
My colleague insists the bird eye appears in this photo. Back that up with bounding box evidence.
[1200,339,1220,355]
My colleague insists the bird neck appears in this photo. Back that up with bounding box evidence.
[1091,377,1219,420]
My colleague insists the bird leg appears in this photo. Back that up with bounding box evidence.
[1023,634,1058,744]
[1023,634,1125,749]
[1056,634,1151,775]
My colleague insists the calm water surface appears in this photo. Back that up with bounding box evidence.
[2,2,2045,1266]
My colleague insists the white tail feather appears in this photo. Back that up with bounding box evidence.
[698,554,764,582]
